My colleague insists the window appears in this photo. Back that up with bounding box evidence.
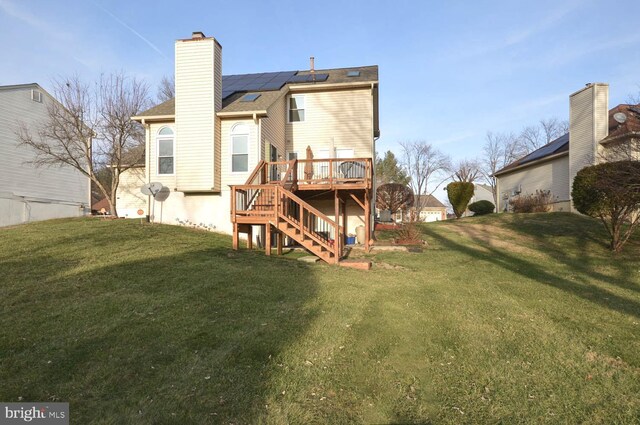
[157,127,174,175]
[231,124,249,172]
[288,152,298,160]
[31,89,42,103]
[288,95,305,122]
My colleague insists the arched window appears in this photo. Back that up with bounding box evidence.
[231,124,249,172]
[157,127,174,175]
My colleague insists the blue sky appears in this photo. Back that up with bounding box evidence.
[1,0,639,162]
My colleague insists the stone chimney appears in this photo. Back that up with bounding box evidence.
[569,82,609,210]
[174,32,222,191]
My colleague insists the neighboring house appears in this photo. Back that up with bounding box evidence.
[118,32,379,264]
[0,83,90,227]
[495,83,640,212]
[391,195,446,222]
[415,195,447,222]
[462,183,495,216]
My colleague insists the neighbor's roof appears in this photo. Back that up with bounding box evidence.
[600,104,640,143]
[415,195,446,209]
[495,104,640,176]
[495,133,569,176]
[134,65,378,119]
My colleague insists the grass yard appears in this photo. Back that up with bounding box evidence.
[0,214,639,424]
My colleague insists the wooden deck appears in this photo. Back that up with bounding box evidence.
[230,158,373,264]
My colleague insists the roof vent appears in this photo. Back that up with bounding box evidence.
[192,31,206,39]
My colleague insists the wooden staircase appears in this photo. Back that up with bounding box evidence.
[231,157,373,264]
[231,184,343,264]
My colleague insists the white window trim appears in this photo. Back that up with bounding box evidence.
[287,94,305,123]
[157,126,175,176]
[230,123,250,174]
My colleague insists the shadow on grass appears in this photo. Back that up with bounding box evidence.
[0,244,319,424]
[498,213,640,295]
[420,223,640,320]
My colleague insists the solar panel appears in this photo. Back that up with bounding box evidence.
[287,73,329,83]
[519,133,569,165]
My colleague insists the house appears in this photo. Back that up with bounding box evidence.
[495,83,640,212]
[415,195,447,222]
[119,32,379,264]
[0,83,90,227]
[471,183,495,206]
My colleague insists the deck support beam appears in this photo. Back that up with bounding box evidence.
[265,224,272,256]
[232,223,239,250]
[246,225,253,249]
[364,189,371,252]
[277,231,283,255]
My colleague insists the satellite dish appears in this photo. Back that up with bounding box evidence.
[155,186,171,202]
[613,112,627,124]
[141,182,164,197]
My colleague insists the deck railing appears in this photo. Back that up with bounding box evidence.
[243,157,372,189]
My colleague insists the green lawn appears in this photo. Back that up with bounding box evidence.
[1,214,638,424]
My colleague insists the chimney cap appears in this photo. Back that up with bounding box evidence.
[192,31,206,39]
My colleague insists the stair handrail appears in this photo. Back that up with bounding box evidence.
[245,160,266,185]
[276,186,342,260]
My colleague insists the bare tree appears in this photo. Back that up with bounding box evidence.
[400,141,451,216]
[157,75,175,103]
[452,158,481,183]
[519,118,568,153]
[17,73,150,216]
[480,131,521,207]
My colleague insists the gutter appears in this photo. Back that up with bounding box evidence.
[493,151,568,177]
[216,110,268,118]
[131,114,175,122]
[288,81,378,92]
[599,131,640,145]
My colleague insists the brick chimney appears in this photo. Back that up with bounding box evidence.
[569,82,609,210]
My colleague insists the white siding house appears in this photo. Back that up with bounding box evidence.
[0,84,90,227]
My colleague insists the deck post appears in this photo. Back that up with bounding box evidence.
[265,224,272,256]
[277,231,283,255]
[246,225,253,249]
[364,189,371,252]
[232,222,239,250]
[334,189,340,260]
[342,197,347,243]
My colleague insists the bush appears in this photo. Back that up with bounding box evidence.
[572,161,640,252]
[446,182,475,218]
[509,190,552,213]
[468,200,495,215]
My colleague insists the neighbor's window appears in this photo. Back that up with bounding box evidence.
[289,95,305,122]
[157,127,174,175]
[231,124,249,172]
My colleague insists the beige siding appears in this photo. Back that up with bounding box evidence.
[285,88,374,158]
[261,95,287,160]
[220,119,260,186]
[497,155,570,212]
[569,83,608,207]
[0,86,90,226]
[115,167,147,217]
[175,38,220,191]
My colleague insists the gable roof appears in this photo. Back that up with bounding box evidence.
[495,103,640,176]
[134,65,378,119]
[600,104,640,143]
[415,194,446,209]
[495,133,569,176]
